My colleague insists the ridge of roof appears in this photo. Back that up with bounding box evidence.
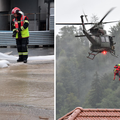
[58,107,120,120]
[58,107,82,120]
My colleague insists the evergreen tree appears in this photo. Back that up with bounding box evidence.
[56,82,67,117]
[84,72,102,108]
[57,93,80,119]
[56,22,120,119]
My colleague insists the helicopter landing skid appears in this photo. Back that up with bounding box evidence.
[110,50,118,58]
[87,52,99,60]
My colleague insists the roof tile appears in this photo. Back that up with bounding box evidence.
[59,107,120,120]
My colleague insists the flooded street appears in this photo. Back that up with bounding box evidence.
[0,47,54,120]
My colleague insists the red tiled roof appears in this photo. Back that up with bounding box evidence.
[58,107,120,120]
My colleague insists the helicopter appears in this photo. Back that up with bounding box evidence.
[56,7,119,60]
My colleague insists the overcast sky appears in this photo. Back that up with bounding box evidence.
[55,0,120,35]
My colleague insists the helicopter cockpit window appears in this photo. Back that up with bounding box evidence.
[105,37,109,42]
[101,36,106,42]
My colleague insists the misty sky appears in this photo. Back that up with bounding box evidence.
[56,0,120,34]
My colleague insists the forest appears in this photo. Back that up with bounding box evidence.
[56,22,120,119]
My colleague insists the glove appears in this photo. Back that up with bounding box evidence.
[12,33,16,37]
[18,28,22,32]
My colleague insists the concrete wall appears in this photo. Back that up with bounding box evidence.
[0,12,9,30]
[0,0,10,30]
[10,0,38,13]
[0,0,10,11]
[38,0,47,20]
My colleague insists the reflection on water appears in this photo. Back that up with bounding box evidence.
[0,62,54,119]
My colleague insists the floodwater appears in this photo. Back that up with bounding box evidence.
[0,47,54,120]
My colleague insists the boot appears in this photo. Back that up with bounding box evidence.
[23,59,27,63]
[23,55,28,63]
[17,55,23,62]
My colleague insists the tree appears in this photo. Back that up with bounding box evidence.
[56,82,67,116]
[56,23,120,119]
[84,72,102,108]
[97,88,120,108]
[57,93,80,119]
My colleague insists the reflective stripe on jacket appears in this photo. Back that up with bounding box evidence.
[13,15,29,39]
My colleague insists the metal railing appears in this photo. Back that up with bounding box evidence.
[0,12,54,46]
[0,31,54,46]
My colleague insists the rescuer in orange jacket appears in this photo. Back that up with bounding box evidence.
[113,64,120,81]
[11,7,29,63]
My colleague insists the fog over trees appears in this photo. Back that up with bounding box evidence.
[56,22,120,119]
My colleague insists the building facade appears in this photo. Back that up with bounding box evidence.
[0,0,54,32]
[0,0,54,46]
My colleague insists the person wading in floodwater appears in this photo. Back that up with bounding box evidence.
[11,7,29,63]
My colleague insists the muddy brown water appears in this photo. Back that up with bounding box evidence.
[0,62,54,120]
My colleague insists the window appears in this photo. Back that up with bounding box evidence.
[101,36,105,42]
[105,37,109,42]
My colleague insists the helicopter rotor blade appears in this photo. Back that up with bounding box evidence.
[56,23,95,25]
[56,21,119,26]
[102,20,119,24]
[90,7,116,29]
[56,23,82,25]
[99,7,115,24]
